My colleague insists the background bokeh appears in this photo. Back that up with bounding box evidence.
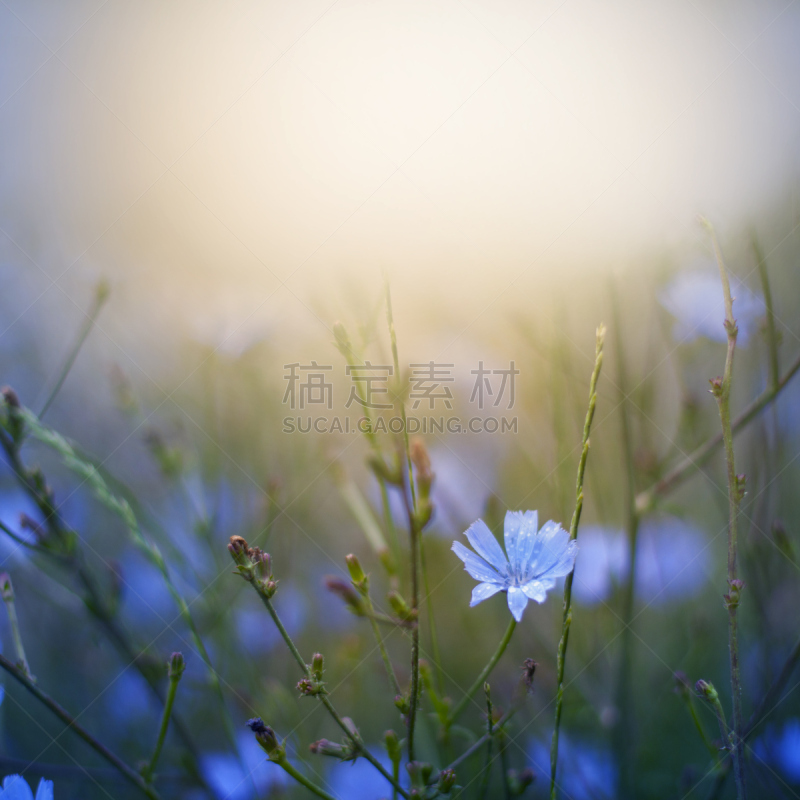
[1,1,800,798]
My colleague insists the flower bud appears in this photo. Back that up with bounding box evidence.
[324,576,366,616]
[0,573,14,603]
[312,652,325,682]
[384,730,402,765]
[2,386,20,409]
[723,579,745,610]
[309,739,354,760]
[695,680,718,702]
[246,718,282,758]
[410,438,434,499]
[345,554,368,593]
[708,376,723,398]
[228,536,252,568]
[507,767,535,795]
[167,652,185,679]
[387,591,415,621]
[255,551,272,581]
[394,694,410,715]
[438,768,457,794]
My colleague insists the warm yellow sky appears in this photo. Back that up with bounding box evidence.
[1,0,799,369]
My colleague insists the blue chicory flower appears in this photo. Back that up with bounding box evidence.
[452,510,577,621]
[0,775,54,800]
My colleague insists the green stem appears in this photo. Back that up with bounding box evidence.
[550,325,605,800]
[421,540,445,696]
[611,285,639,797]
[436,707,519,778]
[38,280,109,420]
[707,221,747,800]
[0,574,34,680]
[477,686,494,800]
[364,593,403,698]
[448,618,516,725]
[277,757,337,800]
[144,672,182,782]
[0,652,161,800]
[253,586,408,798]
[635,351,800,513]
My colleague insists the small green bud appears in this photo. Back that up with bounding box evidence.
[384,729,402,765]
[312,652,324,682]
[708,376,723,398]
[695,679,718,702]
[228,536,253,575]
[309,738,355,760]
[297,677,325,697]
[167,652,185,679]
[346,554,368,593]
[387,591,416,621]
[394,694,410,715]
[723,579,745,610]
[255,551,272,581]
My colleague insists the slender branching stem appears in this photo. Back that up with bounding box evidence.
[550,325,605,800]
[0,653,162,800]
[38,280,109,420]
[706,220,747,800]
[448,618,516,727]
[610,284,640,796]
[436,707,519,778]
[635,350,800,512]
[1,574,33,680]
[252,587,409,798]
[385,280,426,762]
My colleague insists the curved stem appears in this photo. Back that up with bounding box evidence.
[448,618,516,725]
[550,325,605,800]
[0,653,161,800]
[277,758,337,800]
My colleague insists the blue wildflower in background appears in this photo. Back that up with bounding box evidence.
[452,510,577,621]
[0,775,54,800]
[659,268,765,345]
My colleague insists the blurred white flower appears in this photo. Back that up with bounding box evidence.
[659,268,765,345]
[0,775,54,800]
[452,510,577,622]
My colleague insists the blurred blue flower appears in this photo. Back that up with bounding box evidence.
[529,735,616,799]
[753,718,800,782]
[327,748,403,799]
[201,730,289,800]
[570,517,710,607]
[659,268,765,345]
[452,510,577,622]
[236,580,307,655]
[0,775,54,800]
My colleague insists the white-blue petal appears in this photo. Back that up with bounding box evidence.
[527,522,576,580]
[522,578,555,603]
[470,582,504,607]
[504,510,537,574]
[451,542,503,584]
[2,775,34,800]
[464,519,508,573]
[34,779,54,800]
[507,586,528,622]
